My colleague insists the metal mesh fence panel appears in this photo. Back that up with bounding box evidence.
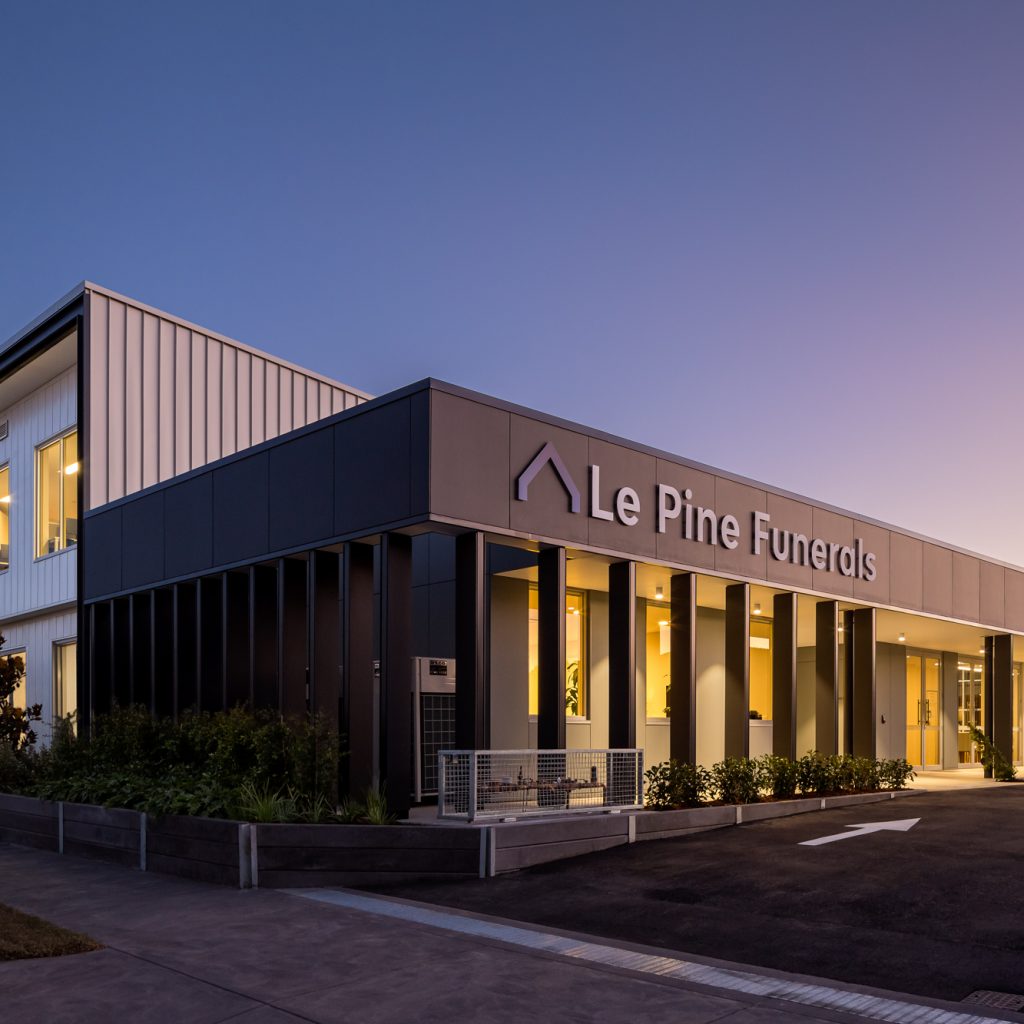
[438,749,643,821]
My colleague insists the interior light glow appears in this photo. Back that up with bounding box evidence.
[655,586,664,601]
[0,495,9,504]
[898,632,906,642]
[753,603,761,615]
[572,608,580,616]
[658,620,668,627]
[64,461,79,475]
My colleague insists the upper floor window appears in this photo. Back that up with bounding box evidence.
[0,464,9,571]
[36,431,78,558]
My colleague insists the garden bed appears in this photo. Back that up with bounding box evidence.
[0,903,100,961]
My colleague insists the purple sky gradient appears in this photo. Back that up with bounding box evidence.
[2,2,1023,562]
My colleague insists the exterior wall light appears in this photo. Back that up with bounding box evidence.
[655,586,664,601]
[898,632,906,642]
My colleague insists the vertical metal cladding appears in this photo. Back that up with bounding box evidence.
[86,288,368,509]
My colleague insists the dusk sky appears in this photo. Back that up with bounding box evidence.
[2,2,1023,563]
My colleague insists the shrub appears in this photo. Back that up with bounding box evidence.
[757,754,799,799]
[0,636,41,751]
[16,705,342,821]
[877,758,915,790]
[710,758,761,805]
[968,726,1017,781]
[643,760,710,810]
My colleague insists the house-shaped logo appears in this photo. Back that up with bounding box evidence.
[515,442,580,513]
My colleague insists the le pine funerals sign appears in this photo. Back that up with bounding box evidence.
[516,442,878,582]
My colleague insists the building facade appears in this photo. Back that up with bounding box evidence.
[4,286,1023,816]
[0,284,368,737]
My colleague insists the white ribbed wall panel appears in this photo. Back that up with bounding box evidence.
[1,609,77,738]
[0,362,78,621]
[86,289,369,508]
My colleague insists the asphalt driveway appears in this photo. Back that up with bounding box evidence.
[367,787,1024,1002]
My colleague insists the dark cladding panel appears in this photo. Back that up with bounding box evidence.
[980,561,1005,628]
[922,544,953,617]
[509,417,589,545]
[84,508,123,599]
[121,492,165,589]
[213,453,269,565]
[587,441,656,558]
[890,533,923,610]
[430,391,511,528]
[165,475,214,579]
[335,398,418,534]
[268,428,334,550]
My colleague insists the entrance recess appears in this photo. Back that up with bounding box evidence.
[906,653,941,768]
[957,658,984,765]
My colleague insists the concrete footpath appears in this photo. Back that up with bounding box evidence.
[1,843,1021,1024]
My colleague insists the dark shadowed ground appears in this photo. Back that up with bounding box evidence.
[367,787,1024,1002]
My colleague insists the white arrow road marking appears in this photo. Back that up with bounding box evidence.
[799,817,920,846]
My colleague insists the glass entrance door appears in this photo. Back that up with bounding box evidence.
[906,653,941,768]
[957,659,984,765]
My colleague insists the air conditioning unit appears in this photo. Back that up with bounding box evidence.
[411,657,456,802]
[0,420,8,442]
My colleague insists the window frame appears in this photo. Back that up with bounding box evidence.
[527,585,590,723]
[0,647,28,711]
[52,637,78,721]
[0,460,10,574]
[34,427,79,561]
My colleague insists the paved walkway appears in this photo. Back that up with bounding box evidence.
[2,843,1022,1024]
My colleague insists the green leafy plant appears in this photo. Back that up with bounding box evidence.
[565,660,581,716]
[237,781,298,823]
[0,638,41,751]
[756,754,800,799]
[877,758,915,790]
[710,757,761,805]
[968,726,1016,781]
[362,783,397,825]
[643,760,710,810]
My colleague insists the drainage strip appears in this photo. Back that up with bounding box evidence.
[289,888,1015,1024]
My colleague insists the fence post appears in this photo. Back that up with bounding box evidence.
[250,825,260,888]
[139,813,147,871]
[468,752,478,823]
[238,823,253,889]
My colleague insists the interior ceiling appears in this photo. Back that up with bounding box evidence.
[0,332,76,410]
[498,552,1016,659]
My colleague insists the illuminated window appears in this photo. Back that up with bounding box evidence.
[749,619,772,720]
[646,602,671,718]
[528,587,587,718]
[36,431,78,557]
[53,640,77,720]
[0,464,9,571]
[1,651,27,711]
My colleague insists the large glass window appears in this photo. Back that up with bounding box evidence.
[646,603,671,718]
[528,587,587,718]
[53,640,77,721]
[749,619,773,720]
[1,651,27,711]
[36,431,78,557]
[0,464,9,571]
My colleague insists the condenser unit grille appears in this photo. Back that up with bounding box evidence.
[0,421,8,442]
[420,693,456,794]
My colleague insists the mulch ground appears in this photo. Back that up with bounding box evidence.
[0,903,101,961]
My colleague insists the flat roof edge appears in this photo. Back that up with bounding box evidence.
[422,378,1024,577]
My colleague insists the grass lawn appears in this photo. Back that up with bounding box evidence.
[0,903,101,961]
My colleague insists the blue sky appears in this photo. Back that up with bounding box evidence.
[2,2,1023,560]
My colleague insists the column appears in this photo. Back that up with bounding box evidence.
[380,533,413,816]
[850,607,876,758]
[724,582,750,759]
[455,532,489,749]
[985,634,1013,775]
[815,600,839,755]
[772,592,798,760]
[343,543,375,796]
[278,557,308,717]
[537,546,567,750]
[669,573,697,764]
[608,560,637,749]
[843,610,854,755]
[309,550,341,731]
